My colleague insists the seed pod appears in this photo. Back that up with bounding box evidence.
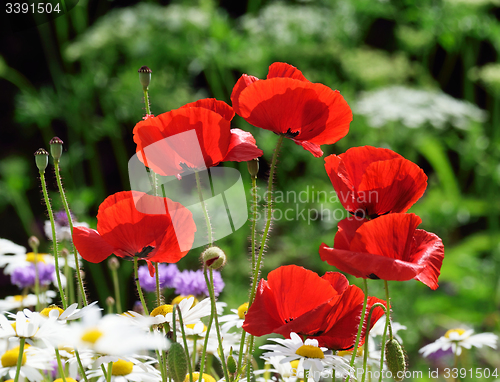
[385,338,407,382]
[34,148,49,172]
[167,342,188,382]
[227,353,237,374]
[49,137,64,160]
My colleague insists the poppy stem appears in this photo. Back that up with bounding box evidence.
[134,256,149,315]
[203,267,230,382]
[13,337,25,382]
[361,302,387,382]
[195,171,213,246]
[248,135,284,306]
[155,262,163,308]
[39,170,68,310]
[378,281,392,382]
[198,305,214,380]
[345,278,368,382]
[53,159,88,307]
[111,264,122,314]
[144,89,151,116]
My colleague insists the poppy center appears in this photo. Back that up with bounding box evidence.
[150,304,174,317]
[444,329,467,338]
[282,128,300,138]
[237,303,249,319]
[136,245,155,258]
[1,347,26,367]
[295,344,324,359]
[111,359,134,375]
[81,328,103,344]
[40,306,64,318]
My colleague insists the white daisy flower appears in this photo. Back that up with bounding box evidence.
[0,344,53,381]
[370,316,407,343]
[150,297,211,327]
[218,302,248,332]
[0,238,26,257]
[36,301,101,322]
[0,291,57,311]
[419,328,498,357]
[1,252,77,275]
[86,356,161,382]
[44,219,89,242]
[261,333,354,382]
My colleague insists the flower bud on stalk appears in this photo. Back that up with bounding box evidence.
[138,66,152,91]
[49,137,63,160]
[28,236,40,252]
[385,338,407,382]
[167,342,188,382]
[34,148,49,173]
[201,246,226,269]
[247,158,259,179]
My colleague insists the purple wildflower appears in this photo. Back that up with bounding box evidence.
[173,269,224,297]
[10,263,56,288]
[138,264,180,292]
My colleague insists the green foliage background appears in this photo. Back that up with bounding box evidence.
[1,0,500,379]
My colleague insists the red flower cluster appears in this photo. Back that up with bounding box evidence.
[243,265,386,350]
[73,191,196,275]
[231,62,352,157]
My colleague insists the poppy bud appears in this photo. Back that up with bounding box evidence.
[60,248,70,258]
[201,246,226,269]
[28,236,39,252]
[385,338,407,382]
[106,296,115,307]
[167,342,188,382]
[108,256,120,271]
[49,137,64,160]
[227,352,237,374]
[138,66,152,91]
[34,148,49,172]
[247,158,259,179]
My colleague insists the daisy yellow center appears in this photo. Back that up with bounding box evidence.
[237,303,249,319]
[1,347,26,367]
[172,295,198,307]
[13,295,24,302]
[151,304,174,317]
[81,328,103,344]
[54,379,77,382]
[445,329,467,338]
[40,306,64,317]
[186,324,207,332]
[295,344,324,359]
[26,252,46,263]
[111,359,134,375]
[185,372,216,382]
[290,360,300,376]
[337,347,363,357]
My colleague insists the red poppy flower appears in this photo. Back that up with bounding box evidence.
[242,265,386,350]
[319,213,444,289]
[231,62,352,157]
[72,191,196,275]
[133,98,263,177]
[325,146,427,218]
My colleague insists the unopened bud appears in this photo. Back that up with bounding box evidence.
[167,342,188,382]
[247,158,259,179]
[138,66,152,91]
[34,148,49,172]
[108,257,120,271]
[49,137,64,160]
[60,248,70,258]
[227,353,237,374]
[28,236,40,252]
[385,338,407,382]
[201,246,226,269]
[106,296,115,307]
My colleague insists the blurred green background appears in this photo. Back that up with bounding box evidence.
[1,0,500,379]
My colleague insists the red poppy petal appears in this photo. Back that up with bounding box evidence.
[72,226,116,263]
[222,128,263,162]
[325,155,357,212]
[236,79,345,138]
[266,62,310,82]
[358,158,427,215]
[180,98,234,122]
[242,279,284,336]
[147,260,156,277]
[291,139,324,157]
[321,272,349,294]
[333,217,367,250]
[319,244,423,281]
[350,214,422,260]
[231,74,259,117]
[410,229,445,290]
[266,265,338,322]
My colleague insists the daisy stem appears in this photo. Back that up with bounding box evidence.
[361,303,387,382]
[249,135,284,306]
[177,305,194,382]
[13,337,25,382]
[33,247,41,312]
[134,256,149,315]
[75,350,90,382]
[107,361,114,382]
[111,265,122,314]
[192,337,197,371]
[377,281,392,382]
[54,348,68,382]
[54,159,88,307]
[198,305,214,379]
[345,278,368,382]
[204,267,230,382]
[39,170,68,310]
[195,171,213,246]
[236,330,247,374]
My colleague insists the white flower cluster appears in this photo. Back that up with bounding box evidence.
[355,86,487,129]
